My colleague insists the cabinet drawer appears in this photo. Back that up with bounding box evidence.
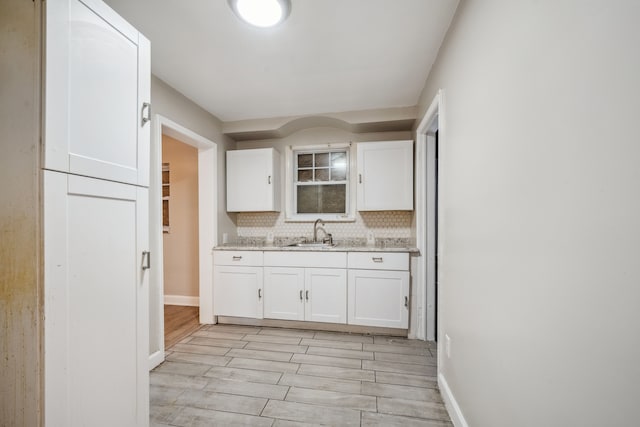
[348,252,409,271]
[214,250,263,266]
[264,251,347,268]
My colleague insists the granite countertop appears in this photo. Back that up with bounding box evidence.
[214,237,419,253]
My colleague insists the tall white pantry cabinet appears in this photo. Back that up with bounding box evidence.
[2,0,151,425]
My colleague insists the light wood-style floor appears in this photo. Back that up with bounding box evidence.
[151,323,450,426]
[164,305,202,349]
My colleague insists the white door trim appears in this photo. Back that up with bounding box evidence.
[415,90,444,341]
[149,114,218,370]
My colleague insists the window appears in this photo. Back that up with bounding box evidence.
[286,144,355,221]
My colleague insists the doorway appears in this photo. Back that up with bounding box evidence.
[148,115,218,370]
[161,135,201,347]
[415,90,443,342]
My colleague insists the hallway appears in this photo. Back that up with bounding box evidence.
[150,324,449,426]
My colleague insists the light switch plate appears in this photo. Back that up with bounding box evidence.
[366,230,375,246]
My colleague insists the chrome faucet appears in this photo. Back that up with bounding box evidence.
[313,219,334,245]
[313,218,324,243]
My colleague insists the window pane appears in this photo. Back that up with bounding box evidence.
[331,152,347,168]
[297,169,313,182]
[297,184,346,214]
[331,167,346,181]
[298,153,313,168]
[315,168,330,181]
[315,153,330,167]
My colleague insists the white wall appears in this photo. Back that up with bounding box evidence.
[151,75,237,241]
[416,1,640,426]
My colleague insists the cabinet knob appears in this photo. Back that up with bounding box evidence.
[258,289,262,299]
[372,257,383,263]
[299,290,303,301]
[268,175,271,184]
[404,296,408,307]
[359,174,362,184]
[305,290,309,301]
[232,256,242,261]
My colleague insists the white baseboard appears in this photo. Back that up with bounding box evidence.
[438,372,469,427]
[164,295,199,306]
[148,350,164,371]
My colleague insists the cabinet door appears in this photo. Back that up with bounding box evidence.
[44,171,149,426]
[45,0,151,186]
[264,267,305,321]
[305,269,347,324]
[226,148,280,212]
[213,266,263,319]
[357,140,413,211]
[348,269,409,328]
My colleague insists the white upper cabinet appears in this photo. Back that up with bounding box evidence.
[45,0,151,186]
[227,148,281,212]
[357,140,414,211]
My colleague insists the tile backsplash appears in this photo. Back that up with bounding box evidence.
[236,211,413,241]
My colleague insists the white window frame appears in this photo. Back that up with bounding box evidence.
[285,143,356,222]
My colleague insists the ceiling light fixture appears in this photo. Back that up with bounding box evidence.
[228,0,291,28]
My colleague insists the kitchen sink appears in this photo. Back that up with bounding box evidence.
[287,242,337,248]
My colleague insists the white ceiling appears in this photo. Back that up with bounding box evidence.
[103,0,459,122]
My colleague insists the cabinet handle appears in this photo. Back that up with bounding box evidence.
[142,251,151,270]
[299,290,303,301]
[232,256,242,261]
[268,175,271,184]
[359,174,362,184]
[305,290,309,301]
[404,296,408,307]
[258,289,262,299]
[372,257,383,263]
[141,102,151,125]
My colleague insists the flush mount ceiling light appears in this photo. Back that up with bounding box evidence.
[228,0,291,28]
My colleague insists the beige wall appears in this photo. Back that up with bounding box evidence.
[0,1,42,425]
[416,1,640,425]
[162,135,199,297]
[236,127,414,241]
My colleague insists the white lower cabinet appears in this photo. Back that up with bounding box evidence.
[213,250,410,329]
[213,251,264,319]
[263,267,305,321]
[347,252,410,329]
[348,269,409,328]
[305,268,347,323]
[44,171,149,426]
[263,252,347,324]
[264,267,347,324]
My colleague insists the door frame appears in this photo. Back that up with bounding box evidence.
[415,90,444,341]
[148,114,218,369]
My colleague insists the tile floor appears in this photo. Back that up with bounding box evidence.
[151,324,451,426]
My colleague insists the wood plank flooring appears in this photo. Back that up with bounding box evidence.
[151,324,450,426]
[164,305,202,349]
